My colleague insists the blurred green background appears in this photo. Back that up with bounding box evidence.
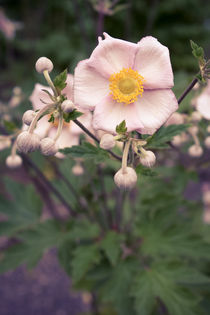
[1,0,210,104]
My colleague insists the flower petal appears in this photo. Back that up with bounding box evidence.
[29,84,51,110]
[88,33,138,79]
[134,36,174,89]
[92,95,144,134]
[196,93,210,120]
[63,74,74,101]
[133,89,178,134]
[74,59,109,110]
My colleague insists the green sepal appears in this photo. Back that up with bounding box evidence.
[53,69,68,91]
[116,120,127,134]
[63,109,83,123]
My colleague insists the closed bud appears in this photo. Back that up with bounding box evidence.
[100,134,116,150]
[140,150,156,167]
[191,111,202,122]
[72,164,84,176]
[171,135,183,147]
[114,167,137,189]
[17,131,40,153]
[22,110,36,126]
[61,100,74,113]
[207,126,210,133]
[188,125,198,135]
[35,57,53,73]
[40,137,58,156]
[203,191,210,205]
[188,144,203,157]
[6,155,22,169]
[205,136,210,149]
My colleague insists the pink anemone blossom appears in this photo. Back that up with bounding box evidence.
[29,75,92,157]
[74,33,178,135]
[196,80,210,120]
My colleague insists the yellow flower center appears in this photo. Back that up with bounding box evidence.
[109,68,145,105]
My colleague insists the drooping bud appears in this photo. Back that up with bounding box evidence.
[0,138,11,151]
[17,131,40,153]
[205,136,210,149]
[114,167,137,189]
[6,155,22,169]
[35,57,53,73]
[100,134,116,150]
[139,150,156,168]
[191,111,202,122]
[72,163,84,176]
[188,144,203,157]
[61,100,74,113]
[40,137,58,156]
[22,110,36,126]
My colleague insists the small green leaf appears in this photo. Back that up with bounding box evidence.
[48,114,55,123]
[3,120,17,132]
[60,142,109,162]
[63,109,83,123]
[190,40,204,60]
[100,231,124,266]
[54,69,67,91]
[146,124,190,149]
[116,120,127,134]
[135,164,158,177]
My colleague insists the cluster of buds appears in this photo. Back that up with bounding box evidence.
[16,57,75,158]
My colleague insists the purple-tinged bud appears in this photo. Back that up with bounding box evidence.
[61,100,74,113]
[17,131,40,153]
[40,137,58,156]
[140,150,156,168]
[22,110,36,126]
[114,167,137,189]
[188,144,203,157]
[35,57,53,73]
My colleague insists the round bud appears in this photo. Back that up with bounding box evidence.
[0,138,11,151]
[17,131,40,153]
[139,150,156,168]
[191,111,202,122]
[6,155,22,169]
[22,110,36,126]
[114,167,137,190]
[40,137,58,156]
[35,57,53,73]
[72,164,84,176]
[100,134,116,150]
[171,135,183,147]
[61,100,74,113]
[203,191,210,205]
[188,144,203,157]
[204,136,210,149]
[207,126,210,133]
[188,125,199,135]
[203,209,210,224]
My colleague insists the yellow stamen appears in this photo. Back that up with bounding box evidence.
[109,68,145,105]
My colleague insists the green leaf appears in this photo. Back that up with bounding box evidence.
[53,69,67,91]
[0,179,42,237]
[100,231,124,266]
[71,244,101,283]
[116,120,127,134]
[146,124,190,149]
[69,219,100,241]
[190,40,204,60]
[63,109,83,122]
[60,142,109,162]
[3,120,17,132]
[48,113,55,123]
[135,164,158,177]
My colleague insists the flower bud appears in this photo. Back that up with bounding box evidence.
[17,131,40,153]
[0,138,11,151]
[13,86,22,95]
[61,100,74,113]
[40,137,58,156]
[35,57,53,73]
[139,150,156,168]
[207,126,210,133]
[203,209,210,224]
[188,144,203,157]
[203,191,210,205]
[205,136,210,149]
[100,134,116,150]
[188,125,198,135]
[22,110,36,126]
[171,135,183,147]
[114,167,137,189]
[72,164,84,176]
[6,155,22,169]
[191,111,202,122]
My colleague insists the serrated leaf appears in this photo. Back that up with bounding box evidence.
[71,244,101,283]
[60,142,109,162]
[116,120,127,134]
[146,124,190,149]
[63,109,83,122]
[100,231,124,266]
[54,69,67,91]
[135,164,158,177]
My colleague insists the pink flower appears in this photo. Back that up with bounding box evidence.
[196,80,210,120]
[74,33,178,134]
[0,9,22,40]
[29,75,92,157]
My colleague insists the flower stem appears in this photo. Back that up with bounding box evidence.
[54,112,63,142]
[178,77,198,105]
[122,139,131,173]
[28,103,55,134]
[43,70,58,97]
